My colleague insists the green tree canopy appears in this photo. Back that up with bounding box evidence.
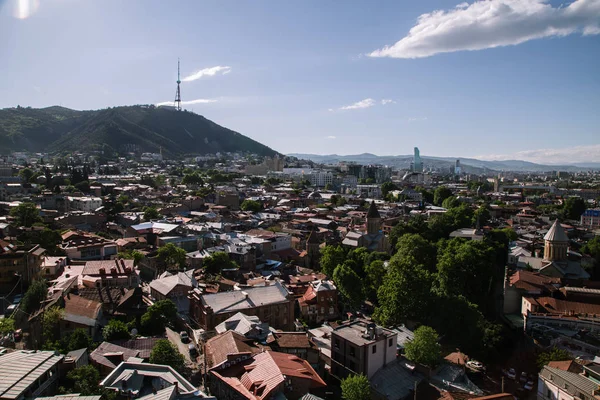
[10,202,42,227]
[182,172,204,186]
[203,251,238,275]
[562,197,586,220]
[395,233,437,272]
[333,263,364,309]
[143,206,161,221]
[404,326,441,367]
[341,374,371,400]
[381,181,398,198]
[141,300,178,335]
[388,215,429,249]
[103,319,131,341]
[537,347,572,369]
[149,339,185,371]
[240,199,263,212]
[320,245,346,278]
[442,196,460,209]
[18,168,35,183]
[65,365,101,395]
[364,260,386,303]
[434,187,453,206]
[21,279,48,313]
[0,318,15,335]
[157,243,187,271]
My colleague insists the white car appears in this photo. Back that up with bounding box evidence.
[524,381,534,390]
[520,371,528,383]
[467,360,485,371]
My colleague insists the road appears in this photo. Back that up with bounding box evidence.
[166,327,196,365]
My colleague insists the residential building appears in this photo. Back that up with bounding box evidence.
[189,280,294,331]
[331,319,397,379]
[269,332,320,368]
[61,231,118,261]
[67,197,103,212]
[581,209,600,229]
[0,241,45,290]
[149,269,196,313]
[80,259,139,289]
[356,184,381,199]
[100,361,214,399]
[215,312,270,341]
[204,330,264,370]
[538,365,600,400]
[310,171,334,188]
[298,280,338,325]
[209,351,326,400]
[91,339,161,376]
[0,350,64,400]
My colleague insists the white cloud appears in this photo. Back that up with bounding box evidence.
[326,135,337,139]
[156,98,217,106]
[182,66,231,82]
[331,98,377,111]
[369,0,600,59]
[381,99,395,105]
[407,117,428,122]
[477,144,600,164]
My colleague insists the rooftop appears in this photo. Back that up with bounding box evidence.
[0,350,64,400]
[201,281,290,315]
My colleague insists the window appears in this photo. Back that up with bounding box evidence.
[389,338,393,347]
[372,345,377,354]
[334,339,339,349]
[320,307,325,314]
[349,346,355,357]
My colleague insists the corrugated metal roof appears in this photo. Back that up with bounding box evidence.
[0,350,64,400]
[201,281,289,314]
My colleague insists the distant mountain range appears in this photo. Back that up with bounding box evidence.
[288,153,600,172]
[0,105,277,157]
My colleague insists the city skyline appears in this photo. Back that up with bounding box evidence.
[1,0,599,163]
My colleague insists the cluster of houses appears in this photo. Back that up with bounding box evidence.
[0,152,600,400]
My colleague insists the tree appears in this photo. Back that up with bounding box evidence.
[74,180,90,193]
[364,260,386,303]
[118,250,144,267]
[42,306,64,345]
[66,365,101,395]
[442,196,460,209]
[67,328,92,351]
[381,182,398,198]
[143,206,161,221]
[103,320,131,341]
[0,318,15,335]
[182,172,204,186]
[341,374,371,400]
[388,215,428,249]
[562,197,586,220]
[434,187,453,206]
[149,339,185,371]
[18,168,34,183]
[10,202,42,227]
[435,238,496,308]
[203,251,237,275]
[141,300,178,335]
[374,255,433,326]
[394,234,437,272]
[157,243,187,271]
[333,264,364,309]
[21,279,48,313]
[240,199,263,212]
[537,347,572,369]
[319,245,346,277]
[473,205,491,227]
[404,326,441,367]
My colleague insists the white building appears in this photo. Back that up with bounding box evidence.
[310,170,334,188]
[67,196,102,212]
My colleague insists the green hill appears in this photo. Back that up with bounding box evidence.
[0,105,278,157]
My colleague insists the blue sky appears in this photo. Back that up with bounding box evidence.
[1,0,599,164]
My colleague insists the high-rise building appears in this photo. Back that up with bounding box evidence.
[413,147,423,172]
[454,159,462,175]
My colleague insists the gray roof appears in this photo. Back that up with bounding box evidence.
[540,366,598,395]
[100,361,196,395]
[201,281,289,314]
[136,386,176,400]
[150,269,197,296]
[544,220,569,242]
[370,359,422,400]
[0,350,64,400]
[215,312,268,338]
[35,396,101,400]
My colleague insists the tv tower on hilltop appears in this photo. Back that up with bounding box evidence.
[174,59,182,111]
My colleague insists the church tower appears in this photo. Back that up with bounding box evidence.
[366,201,381,235]
[543,220,569,262]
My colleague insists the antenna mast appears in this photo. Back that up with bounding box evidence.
[174,58,182,111]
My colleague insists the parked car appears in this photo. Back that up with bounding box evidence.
[467,360,485,371]
[524,381,534,390]
[506,368,516,380]
[12,295,23,305]
[520,371,528,383]
[180,331,189,343]
[5,304,17,315]
[188,343,198,358]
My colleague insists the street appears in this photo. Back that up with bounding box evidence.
[165,327,196,365]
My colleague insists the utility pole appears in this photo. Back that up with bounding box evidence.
[414,380,418,400]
